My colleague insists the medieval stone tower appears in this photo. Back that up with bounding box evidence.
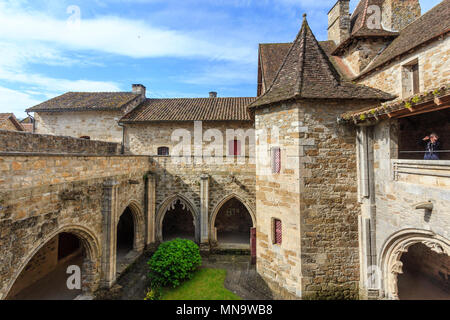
[382,0,421,32]
[327,0,422,75]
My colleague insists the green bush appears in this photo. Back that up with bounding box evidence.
[148,239,202,288]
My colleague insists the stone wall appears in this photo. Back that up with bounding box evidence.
[0,154,150,299]
[382,0,421,32]
[0,130,121,155]
[254,99,376,299]
[358,34,450,99]
[341,39,392,75]
[148,155,256,245]
[254,102,302,299]
[328,0,350,45]
[356,118,450,299]
[124,121,254,157]
[371,119,450,253]
[34,111,124,143]
[0,120,19,132]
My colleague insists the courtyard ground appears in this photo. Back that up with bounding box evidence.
[160,268,240,300]
[95,252,273,300]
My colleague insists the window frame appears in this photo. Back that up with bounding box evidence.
[271,146,281,174]
[228,139,241,156]
[272,218,282,245]
[157,146,170,156]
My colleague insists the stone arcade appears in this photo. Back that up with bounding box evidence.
[0,0,449,300]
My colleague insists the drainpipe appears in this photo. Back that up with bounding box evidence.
[366,126,378,289]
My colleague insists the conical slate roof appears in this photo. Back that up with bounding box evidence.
[249,15,394,109]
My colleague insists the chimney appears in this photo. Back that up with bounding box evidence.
[327,0,350,45]
[132,84,146,98]
[209,92,217,98]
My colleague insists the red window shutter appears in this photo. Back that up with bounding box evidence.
[229,140,241,156]
[235,140,241,156]
[272,147,281,173]
[274,219,282,245]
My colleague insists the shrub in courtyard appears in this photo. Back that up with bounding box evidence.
[148,238,202,288]
[144,287,161,301]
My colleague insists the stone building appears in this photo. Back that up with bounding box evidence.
[0,113,25,132]
[0,0,449,300]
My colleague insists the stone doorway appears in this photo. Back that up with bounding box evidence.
[7,232,86,300]
[213,197,254,249]
[162,199,196,241]
[397,243,450,300]
[116,207,137,274]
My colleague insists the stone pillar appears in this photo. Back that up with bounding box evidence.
[145,173,156,246]
[199,174,210,245]
[101,179,119,288]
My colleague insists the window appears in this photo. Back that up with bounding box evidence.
[157,146,169,156]
[271,147,281,174]
[402,60,419,98]
[273,219,282,245]
[229,139,241,156]
[79,136,90,140]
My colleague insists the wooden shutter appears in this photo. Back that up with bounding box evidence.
[272,147,281,174]
[274,219,282,245]
[412,64,420,94]
[229,140,241,156]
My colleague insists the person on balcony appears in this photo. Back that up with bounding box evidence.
[420,133,441,160]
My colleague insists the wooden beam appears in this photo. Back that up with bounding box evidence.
[396,104,450,118]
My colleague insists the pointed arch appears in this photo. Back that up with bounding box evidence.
[4,224,100,300]
[210,193,256,244]
[118,200,145,252]
[155,194,199,243]
[379,229,450,300]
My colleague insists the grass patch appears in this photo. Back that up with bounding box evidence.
[160,268,241,300]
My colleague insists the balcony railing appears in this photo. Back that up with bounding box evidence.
[392,159,450,187]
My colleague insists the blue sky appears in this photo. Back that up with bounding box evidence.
[0,0,442,118]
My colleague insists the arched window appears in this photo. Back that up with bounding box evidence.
[157,147,169,156]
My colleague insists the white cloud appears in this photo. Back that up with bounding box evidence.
[0,86,41,118]
[0,2,254,63]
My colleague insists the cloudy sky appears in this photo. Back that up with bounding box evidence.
[0,0,442,118]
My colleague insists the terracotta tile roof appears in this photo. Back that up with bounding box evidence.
[339,84,450,124]
[26,92,141,112]
[0,113,25,131]
[356,0,450,79]
[249,16,394,109]
[21,123,33,132]
[120,97,256,122]
[259,43,292,92]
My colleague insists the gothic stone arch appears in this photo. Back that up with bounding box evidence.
[155,194,200,243]
[209,193,256,244]
[118,200,145,252]
[4,224,101,300]
[379,229,450,300]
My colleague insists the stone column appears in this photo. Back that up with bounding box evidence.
[101,179,119,288]
[145,173,156,246]
[199,174,210,245]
